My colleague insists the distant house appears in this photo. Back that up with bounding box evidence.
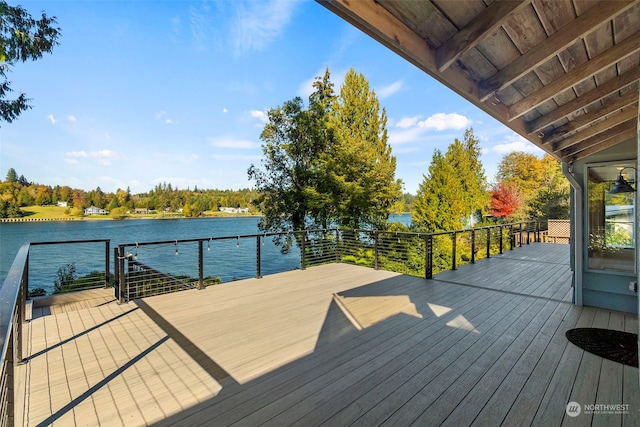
[219,207,249,214]
[84,206,108,215]
[134,208,149,214]
[57,201,68,208]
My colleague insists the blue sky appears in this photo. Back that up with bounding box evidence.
[1,0,544,195]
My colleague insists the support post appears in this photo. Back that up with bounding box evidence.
[198,240,205,288]
[425,235,433,279]
[300,232,306,270]
[118,246,126,303]
[452,232,457,270]
[374,231,379,270]
[105,240,110,288]
[471,230,476,264]
[256,236,262,279]
[486,228,491,259]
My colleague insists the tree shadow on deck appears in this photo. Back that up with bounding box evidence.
[146,272,492,426]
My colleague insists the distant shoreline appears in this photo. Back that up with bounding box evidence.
[0,214,263,223]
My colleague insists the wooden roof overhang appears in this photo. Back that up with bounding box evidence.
[317,0,640,164]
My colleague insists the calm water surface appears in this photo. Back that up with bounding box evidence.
[0,214,412,289]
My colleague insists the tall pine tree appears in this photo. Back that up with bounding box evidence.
[413,128,487,231]
[326,68,401,230]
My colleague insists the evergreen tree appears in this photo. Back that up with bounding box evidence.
[1,1,61,123]
[413,128,487,231]
[5,167,17,182]
[326,68,401,230]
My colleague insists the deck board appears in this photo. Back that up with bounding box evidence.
[15,242,638,426]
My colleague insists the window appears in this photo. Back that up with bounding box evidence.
[587,163,635,273]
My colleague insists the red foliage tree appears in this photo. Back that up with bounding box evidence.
[490,182,520,219]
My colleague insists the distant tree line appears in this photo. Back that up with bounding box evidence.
[0,167,259,218]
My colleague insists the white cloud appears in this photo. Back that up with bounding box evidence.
[166,119,174,124]
[377,80,403,98]
[209,137,257,149]
[395,116,419,129]
[231,0,298,55]
[418,113,472,131]
[212,153,262,161]
[491,133,545,155]
[64,149,117,166]
[47,114,57,125]
[66,150,88,158]
[67,115,77,122]
[250,110,268,124]
[155,110,167,120]
[223,108,228,113]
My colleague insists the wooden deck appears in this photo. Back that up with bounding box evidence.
[16,242,639,426]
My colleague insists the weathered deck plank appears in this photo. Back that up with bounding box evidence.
[15,243,638,426]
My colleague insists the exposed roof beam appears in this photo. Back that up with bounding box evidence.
[552,107,638,152]
[479,0,638,102]
[436,0,529,72]
[509,31,640,121]
[541,93,638,144]
[317,0,531,138]
[527,66,640,134]
[560,120,637,160]
[564,127,637,162]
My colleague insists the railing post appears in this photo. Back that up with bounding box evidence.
[300,232,306,270]
[118,246,126,303]
[105,240,110,288]
[470,229,476,264]
[113,247,120,299]
[335,229,340,263]
[451,232,457,271]
[255,236,262,279]
[499,225,504,254]
[374,231,379,270]
[526,222,530,244]
[7,323,14,426]
[425,235,433,279]
[198,240,205,288]
[486,228,491,259]
[519,222,524,247]
[510,225,515,250]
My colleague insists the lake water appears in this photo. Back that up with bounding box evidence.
[0,214,412,289]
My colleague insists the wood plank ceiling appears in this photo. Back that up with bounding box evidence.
[317,0,640,164]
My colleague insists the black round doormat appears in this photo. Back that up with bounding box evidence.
[566,328,638,368]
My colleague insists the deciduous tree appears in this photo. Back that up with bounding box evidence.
[490,182,520,219]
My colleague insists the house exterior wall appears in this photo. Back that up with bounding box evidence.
[571,137,638,314]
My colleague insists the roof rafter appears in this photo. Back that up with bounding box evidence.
[551,108,638,152]
[509,31,640,121]
[563,127,637,162]
[436,0,529,72]
[560,120,637,160]
[541,93,638,144]
[479,0,638,102]
[527,66,640,134]
[318,0,532,137]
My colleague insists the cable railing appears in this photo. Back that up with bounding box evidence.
[115,221,540,302]
[0,220,542,423]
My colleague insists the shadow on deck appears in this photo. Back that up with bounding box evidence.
[17,243,638,426]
